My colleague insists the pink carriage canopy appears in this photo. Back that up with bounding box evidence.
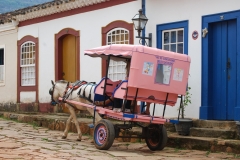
[85,44,191,96]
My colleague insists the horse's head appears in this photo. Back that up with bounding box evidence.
[49,80,69,105]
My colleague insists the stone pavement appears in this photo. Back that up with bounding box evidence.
[0,118,240,160]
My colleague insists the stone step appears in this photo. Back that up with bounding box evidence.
[167,132,240,154]
[193,119,236,130]
[190,127,236,139]
[164,119,238,132]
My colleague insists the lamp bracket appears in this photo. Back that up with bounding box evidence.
[136,33,152,47]
[136,36,151,40]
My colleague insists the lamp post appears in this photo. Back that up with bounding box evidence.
[132,9,152,47]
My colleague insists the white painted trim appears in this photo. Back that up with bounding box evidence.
[0,20,19,32]
[0,29,18,36]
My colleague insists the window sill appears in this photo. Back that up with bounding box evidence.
[0,83,5,87]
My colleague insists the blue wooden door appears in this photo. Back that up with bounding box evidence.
[209,19,237,120]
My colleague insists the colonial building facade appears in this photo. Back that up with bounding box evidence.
[0,0,239,121]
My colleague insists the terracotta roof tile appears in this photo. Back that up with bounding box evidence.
[0,0,109,24]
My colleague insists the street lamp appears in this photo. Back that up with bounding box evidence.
[132,9,152,47]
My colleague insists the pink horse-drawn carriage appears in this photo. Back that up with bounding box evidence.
[60,44,191,151]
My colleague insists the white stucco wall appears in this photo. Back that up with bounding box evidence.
[144,0,240,119]
[20,92,36,103]
[0,27,18,103]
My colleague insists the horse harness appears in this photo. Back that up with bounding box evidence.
[62,80,88,101]
[77,82,96,103]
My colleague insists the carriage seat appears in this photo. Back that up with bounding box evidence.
[112,80,128,99]
[112,80,132,109]
[112,80,178,106]
[94,77,121,97]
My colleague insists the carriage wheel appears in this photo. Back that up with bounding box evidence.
[93,119,115,150]
[145,124,167,151]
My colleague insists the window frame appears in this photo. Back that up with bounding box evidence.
[17,35,39,103]
[107,27,129,45]
[101,20,134,78]
[20,41,36,86]
[157,20,188,55]
[0,45,5,86]
[162,28,184,54]
[107,27,130,80]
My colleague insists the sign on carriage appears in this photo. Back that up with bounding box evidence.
[128,45,191,96]
[142,62,154,76]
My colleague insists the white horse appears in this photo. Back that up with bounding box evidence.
[49,80,102,141]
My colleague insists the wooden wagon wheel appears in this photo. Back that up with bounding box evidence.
[145,124,168,151]
[93,119,115,150]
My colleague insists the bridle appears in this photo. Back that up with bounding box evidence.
[49,80,58,106]
[49,80,77,106]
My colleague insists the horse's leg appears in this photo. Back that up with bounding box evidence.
[68,106,82,141]
[62,114,73,139]
[87,108,102,122]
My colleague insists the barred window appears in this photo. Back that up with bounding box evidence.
[21,42,35,86]
[107,28,129,80]
[0,47,4,83]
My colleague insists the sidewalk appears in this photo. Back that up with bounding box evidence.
[1,116,240,160]
[1,111,240,156]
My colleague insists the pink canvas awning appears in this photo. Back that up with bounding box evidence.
[84,44,191,62]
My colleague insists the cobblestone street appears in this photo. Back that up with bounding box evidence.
[0,118,239,160]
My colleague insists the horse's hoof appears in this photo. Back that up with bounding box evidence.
[90,139,94,143]
[62,136,67,139]
[77,138,81,141]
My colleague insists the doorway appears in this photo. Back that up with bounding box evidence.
[55,28,80,82]
[208,19,237,120]
[62,35,77,82]
[200,11,240,121]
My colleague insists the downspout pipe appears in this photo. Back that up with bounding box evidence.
[140,0,146,111]
[142,0,146,45]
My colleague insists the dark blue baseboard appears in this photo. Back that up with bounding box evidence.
[199,105,213,120]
